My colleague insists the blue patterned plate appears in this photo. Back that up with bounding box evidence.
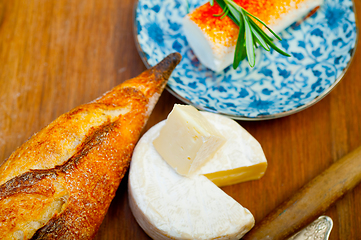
[134,0,358,120]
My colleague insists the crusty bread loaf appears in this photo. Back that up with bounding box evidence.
[0,53,181,239]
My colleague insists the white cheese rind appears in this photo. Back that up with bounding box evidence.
[183,0,324,72]
[196,112,267,187]
[129,112,266,240]
[153,104,226,176]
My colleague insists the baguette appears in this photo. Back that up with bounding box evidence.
[0,53,181,240]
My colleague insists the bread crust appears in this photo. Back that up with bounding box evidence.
[0,53,181,239]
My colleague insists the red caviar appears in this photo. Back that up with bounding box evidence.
[188,0,300,47]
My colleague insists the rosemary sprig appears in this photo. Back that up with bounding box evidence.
[210,0,291,69]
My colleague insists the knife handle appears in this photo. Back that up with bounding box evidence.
[242,146,361,240]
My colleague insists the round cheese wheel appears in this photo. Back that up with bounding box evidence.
[128,112,267,239]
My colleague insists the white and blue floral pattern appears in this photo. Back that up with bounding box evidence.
[134,0,357,120]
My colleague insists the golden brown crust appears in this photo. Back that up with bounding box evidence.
[0,53,182,239]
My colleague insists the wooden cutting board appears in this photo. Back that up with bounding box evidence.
[0,0,360,239]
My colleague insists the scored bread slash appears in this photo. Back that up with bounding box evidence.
[0,53,181,239]
[183,0,324,72]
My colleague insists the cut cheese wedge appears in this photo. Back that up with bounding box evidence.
[128,112,267,239]
[183,0,324,72]
[196,112,267,187]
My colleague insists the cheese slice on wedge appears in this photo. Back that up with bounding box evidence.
[183,0,324,72]
[153,104,226,176]
[128,111,267,239]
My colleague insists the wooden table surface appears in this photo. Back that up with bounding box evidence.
[0,0,360,239]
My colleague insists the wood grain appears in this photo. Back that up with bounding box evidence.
[243,146,361,240]
[0,0,360,239]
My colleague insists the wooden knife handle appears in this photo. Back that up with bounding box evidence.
[243,146,361,240]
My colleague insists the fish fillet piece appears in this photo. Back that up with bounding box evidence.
[0,52,181,240]
[183,0,323,71]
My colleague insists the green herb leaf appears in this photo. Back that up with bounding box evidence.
[224,0,247,26]
[211,0,290,68]
[243,9,282,41]
[251,24,270,51]
[233,17,246,68]
[217,0,240,25]
[248,19,274,43]
[185,0,190,13]
[261,35,291,57]
[220,8,230,19]
[248,20,290,57]
[213,7,228,17]
[243,14,255,67]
